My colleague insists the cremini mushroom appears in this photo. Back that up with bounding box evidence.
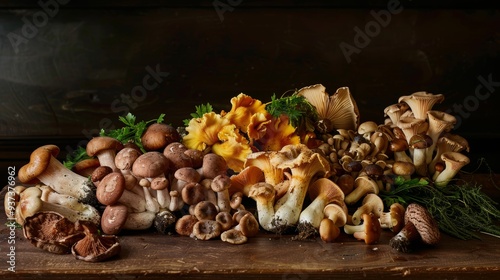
[18,145,97,206]
[163,142,199,171]
[114,147,144,197]
[71,221,121,262]
[100,204,156,234]
[132,151,169,213]
[409,134,433,177]
[141,123,181,151]
[434,152,470,187]
[351,193,384,226]
[215,211,234,231]
[197,153,228,179]
[269,144,330,229]
[389,138,413,163]
[175,214,199,236]
[234,212,260,237]
[97,172,146,213]
[389,203,440,252]
[343,213,381,245]
[392,161,416,180]
[86,136,124,172]
[193,200,218,221]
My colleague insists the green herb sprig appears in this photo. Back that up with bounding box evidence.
[380,176,500,240]
[100,113,165,153]
[265,91,318,132]
[63,145,93,170]
[183,103,213,126]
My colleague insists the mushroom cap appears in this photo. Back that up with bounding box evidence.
[404,203,441,245]
[388,203,406,233]
[438,133,470,153]
[229,165,265,196]
[384,103,410,124]
[237,213,260,237]
[221,229,248,244]
[323,203,348,227]
[163,142,194,170]
[215,211,234,231]
[175,167,202,183]
[181,182,206,205]
[396,117,428,141]
[86,136,123,157]
[398,91,445,120]
[72,158,100,177]
[100,204,129,235]
[297,84,360,131]
[175,215,199,236]
[18,145,60,183]
[211,174,232,192]
[115,147,142,171]
[192,219,222,240]
[132,151,169,178]
[336,174,354,195]
[319,218,341,243]
[193,200,218,221]
[150,177,169,191]
[141,123,181,151]
[351,193,384,226]
[96,172,126,205]
[357,121,378,136]
[199,153,228,179]
[91,166,113,185]
[248,182,276,204]
[244,151,284,186]
[364,164,384,179]
[409,134,432,149]
[270,144,330,178]
[390,138,409,152]
[392,161,416,177]
[441,151,470,170]
[355,213,381,245]
[23,211,85,254]
[308,178,344,206]
[71,221,121,262]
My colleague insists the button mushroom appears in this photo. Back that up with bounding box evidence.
[132,151,169,213]
[18,145,97,206]
[389,203,440,252]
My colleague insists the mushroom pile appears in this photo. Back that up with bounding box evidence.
[9,85,479,258]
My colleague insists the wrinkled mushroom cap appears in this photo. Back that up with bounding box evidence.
[23,211,85,254]
[404,203,440,245]
[18,145,60,184]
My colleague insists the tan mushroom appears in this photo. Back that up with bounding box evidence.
[86,136,124,172]
[71,221,121,262]
[398,91,445,120]
[434,152,470,187]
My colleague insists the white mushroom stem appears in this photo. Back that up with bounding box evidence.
[118,189,146,213]
[412,148,427,177]
[139,178,160,213]
[18,187,100,226]
[298,196,329,229]
[168,190,183,212]
[96,150,119,172]
[434,152,470,187]
[123,211,156,230]
[35,156,95,202]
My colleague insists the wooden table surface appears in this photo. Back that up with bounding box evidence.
[1,174,499,280]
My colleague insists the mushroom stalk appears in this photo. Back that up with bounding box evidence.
[388,221,421,252]
[33,156,96,204]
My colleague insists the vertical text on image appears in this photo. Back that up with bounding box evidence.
[6,166,18,272]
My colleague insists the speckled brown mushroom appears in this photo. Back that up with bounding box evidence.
[175,214,199,236]
[193,200,218,221]
[389,203,440,252]
[141,123,181,151]
[191,219,222,240]
[220,228,248,244]
[211,174,232,212]
[234,212,260,237]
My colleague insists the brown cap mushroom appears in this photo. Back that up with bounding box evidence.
[100,204,129,235]
[86,136,124,172]
[141,123,181,151]
[343,212,381,245]
[234,212,260,237]
[175,215,199,236]
[220,228,248,244]
[389,203,440,252]
[197,153,228,179]
[191,219,222,240]
[379,203,406,233]
[193,200,218,221]
[18,145,97,205]
[351,193,384,226]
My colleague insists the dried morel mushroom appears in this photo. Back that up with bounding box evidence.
[23,211,85,254]
[72,221,121,262]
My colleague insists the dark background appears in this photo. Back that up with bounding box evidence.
[1,0,499,178]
